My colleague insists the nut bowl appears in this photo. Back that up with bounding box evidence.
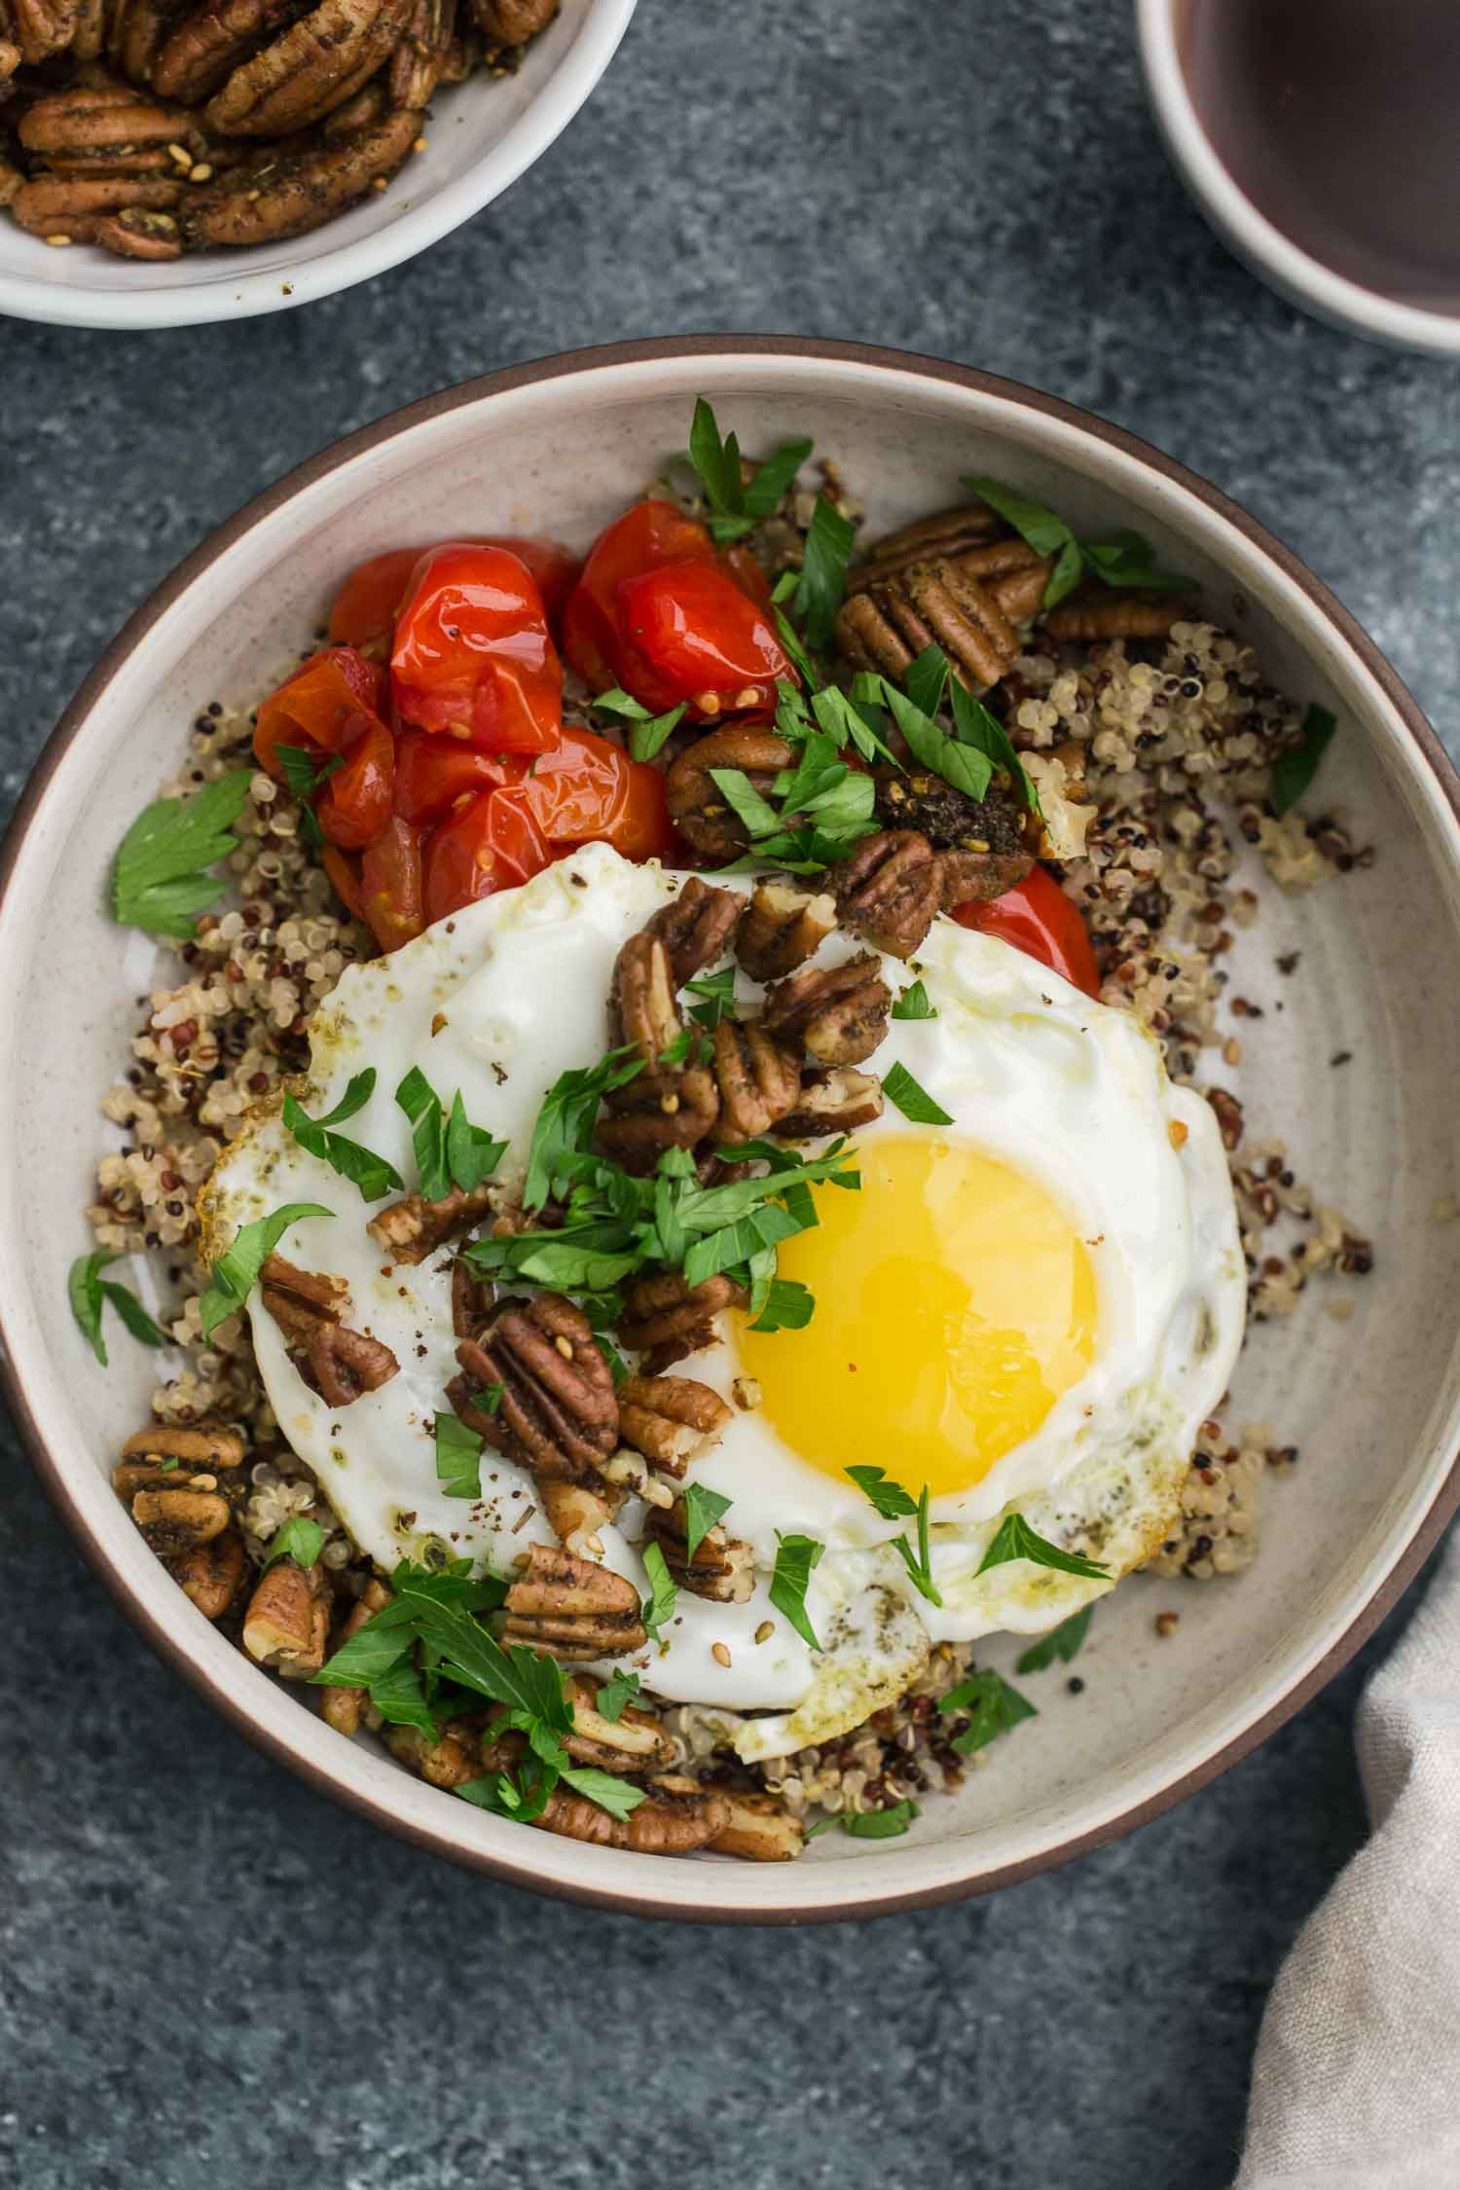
[5,337,1460,1921]
[0,0,635,330]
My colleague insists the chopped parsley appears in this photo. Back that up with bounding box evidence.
[770,1531,824,1650]
[939,1668,1037,1755]
[976,1511,1110,1582]
[394,1068,506,1203]
[890,979,937,1022]
[68,1250,168,1366]
[1269,703,1337,817]
[681,1481,733,1563]
[839,1799,920,1839]
[592,687,687,763]
[283,1068,403,1203]
[641,1540,677,1642]
[687,397,813,543]
[962,476,1192,611]
[262,1514,325,1571]
[594,1668,642,1723]
[198,1201,332,1339]
[845,1467,941,1607]
[881,1061,953,1128]
[434,1411,485,1501]
[112,769,253,939]
[792,496,856,651]
[1015,1605,1093,1675]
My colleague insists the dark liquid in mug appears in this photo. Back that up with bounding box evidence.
[1177,0,1460,311]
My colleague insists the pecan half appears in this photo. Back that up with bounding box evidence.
[10,170,182,241]
[665,729,792,861]
[4,0,76,62]
[387,0,451,105]
[709,1017,801,1142]
[645,875,740,986]
[120,1422,246,1470]
[846,504,1006,589]
[773,1065,884,1140]
[308,1322,400,1405]
[830,829,939,959]
[242,1557,330,1675]
[502,1541,645,1662]
[451,1255,493,1341]
[836,560,1017,692]
[130,1485,233,1554]
[367,1181,496,1265]
[386,1720,481,1787]
[535,1772,730,1855]
[469,0,555,37]
[204,0,408,133]
[617,1373,732,1477]
[259,1253,349,1336]
[93,204,183,256]
[763,950,891,1066]
[258,1254,398,1405]
[18,81,205,172]
[647,1496,754,1603]
[108,0,194,81]
[179,101,418,246]
[617,1270,746,1371]
[170,1529,247,1620]
[596,1059,720,1171]
[735,880,836,982]
[709,1792,805,1862]
[937,847,1034,909]
[320,1577,391,1734]
[611,930,680,1069]
[450,1292,617,1482]
[539,1476,623,1553]
[564,1675,675,1775]
[1042,589,1182,642]
[151,0,304,100]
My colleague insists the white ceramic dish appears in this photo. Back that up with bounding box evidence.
[0,0,635,331]
[1136,0,1460,356]
[5,338,1460,1922]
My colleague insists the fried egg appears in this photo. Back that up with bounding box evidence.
[207,842,1246,1763]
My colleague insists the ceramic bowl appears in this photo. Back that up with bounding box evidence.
[5,338,1459,1922]
[1136,0,1460,356]
[0,0,635,331]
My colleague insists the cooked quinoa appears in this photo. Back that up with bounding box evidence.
[87,486,1372,1844]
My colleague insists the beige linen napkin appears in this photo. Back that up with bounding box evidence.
[1236,1526,1460,2189]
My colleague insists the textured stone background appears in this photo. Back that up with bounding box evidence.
[2,2,1458,2186]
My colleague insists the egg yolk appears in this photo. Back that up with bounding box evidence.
[737,1136,1098,1497]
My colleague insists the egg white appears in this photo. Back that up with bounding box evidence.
[206,842,1246,1758]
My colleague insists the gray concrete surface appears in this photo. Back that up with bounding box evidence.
[2,2,1457,2185]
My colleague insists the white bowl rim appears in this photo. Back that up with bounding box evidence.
[0,0,636,331]
[1135,0,1460,358]
[6,334,1460,1922]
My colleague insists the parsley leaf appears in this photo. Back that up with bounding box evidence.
[847,1469,941,1606]
[688,398,812,542]
[199,1201,332,1338]
[521,1048,644,1212]
[890,979,936,1022]
[793,497,856,651]
[394,1066,450,1200]
[275,745,344,847]
[976,1511,1110,1581]
[841,1799,920,1838]
[962,478,1191,612]
[770,1532,824,1650]
[845,1464,918,1520]
[641,1540,677,1642]
[594,1668,641,1723]
[434,1412,484,1501]
[557,1764,648,1820]
[283,1069,403,1203]
[1015,1604,1093,1675]
[963,476,1073,561]
[905,644,952,720]
[112,770,253,940]
[882,1061,953,1127]
[891,1487,943,1608]
[1080,531,1195,593]
[68,1250,168,1365]
[447,1091,507,1194]
[1270,703,1337,817]
[877,681,995,803]
[940,1668,1037,1755]
[681,1481,733,1564]
[684,964,737,1029]
[948,677,1040,814]
[750,1277,815,1333]
[263,1514,324,1570]
[592,687,687,763]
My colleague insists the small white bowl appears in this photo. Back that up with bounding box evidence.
[1136,0,1460,356]
[5,339,1460,1921]
[0,0,635,331]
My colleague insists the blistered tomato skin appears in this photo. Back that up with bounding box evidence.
[253,646,388,777]
[423,784,552,926]
[316,716,394,851]
[952,866,1101,999]
[519,727,677,861]
[330,538,580,655]
[392,729,518,825]
[615,558,793,719]
[560,500,719,701]
[391,543,564,755]
[360,816,426,953]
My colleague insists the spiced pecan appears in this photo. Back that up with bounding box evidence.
[204,0,409,133]
[1042,589,1182,642]
[151,0,304,100]
[846,504,1006,589]
[564,1675,675,1775]
[120,1422,246,1470]
[829,828,938,959]
[130,1485,234,1555]
[18,81,205,172]
[10,170,182,240]
[936,847,1034,909]
[308,1322,400,1405]
[709,1017,801,1142]
[611,930,680,1069]
[242,1557,330,1675]
[179,101,419,247]
[617,1270,746,1371]
[93,204,182,256]
[170,1529,247,1620]
[367,1181,496,1265]
[320,1577,391,1734]
[502,1541,645,1662]
[258,1254,398,1405]
[617,1373,733,1477]
[468,0,554,38]
[3,0,76,63]
[763,950,891,1066]
[645,875,740,986]
[451,1255,493,1341]
[539,1476,623,1553]
[386,1720,481,1787]
[595,1062,720,1171]
[450,1292,617,1482]
[735,880,836,982]
[535,1773,730,1856]
[387,0,451,105]
[836,560,1017,692]
[665,729,792,861]
[709,1792,805,1862]
[773,1065,884,1140]
[647,1496,754,1604]
[108,0,194,81]
[259,1253,349,1337]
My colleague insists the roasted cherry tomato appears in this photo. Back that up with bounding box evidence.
[561,500,719,698]
[952,865,1101,998]
[615,558,793,718]
[321,843,367,926]
[330,538,580,654]
[391,543,563,754]
[393,729,518,825]
[718,539,775,613]
[315,716,394,851]
[253,646,387,777]
[424,784,551,926]
[520,727,676,861]
[359,816,425,953]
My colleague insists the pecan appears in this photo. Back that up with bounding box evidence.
[936,847,1034,909]
[709,1017,801,1142]
[367,1181,496,1264]
[644,875,740,986]
[846,504,1006,589]
[709,1792,805,1862]
[320,1577,391,1734]
[241,1557,330,1675]
[93,204,183,255]
[617,1269,746,1371]
[973,539,1053,623]
[386,1721,481,1787]
[617,1373,732,1477]
[468,0,555,38]
[539,1476,623,1553]
[1042,590,1182,642]
[836,560,1017,692]
[564,1675,675,1775]
[611,929,680,1069]
[10,170,182,240]
[535,1773,730,1856]
[0,39,18,75]
[774,1065,884,1140]
[258,1254,397,1404]
[3,0,76,63]
[502,1541,645,1662]
[450,1292,617,1482]
[387,0,450,104]
[308,1322,400,1405]
[735,880,836,982]
[451,1255,493,1341]
[876,766,1029,858]
[647,1496,754,1604]
[829,828,938,959]
[259,1253,349,1337]
[170,1529,247,1620]
[204,0,408,132]
[129,1485,233,1554]
[18,82,205,172]
[763,950,891,1066]
[595,1064,720,1171]
[151,0,304,100]
[665,729,792,861]
[179,101,419,246]
[120,1422,246,1470]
